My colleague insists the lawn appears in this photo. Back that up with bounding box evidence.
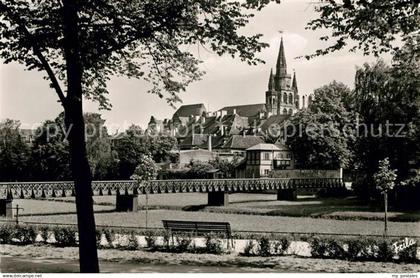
[51,193,420,222]
[19,209,420,237]
[0,199,113,217]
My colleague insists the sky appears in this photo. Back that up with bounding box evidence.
[0,0,389,133]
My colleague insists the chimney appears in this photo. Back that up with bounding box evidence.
[233,108,237,115]
[208,135,212,152]
[221,110,227,117]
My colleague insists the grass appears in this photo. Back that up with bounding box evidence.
[0,199,113,217]
[19,209,420,237]
[7,193,419,222]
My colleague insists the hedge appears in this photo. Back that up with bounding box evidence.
[0,224,418,263]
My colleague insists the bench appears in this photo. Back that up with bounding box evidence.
[162,220,233,248]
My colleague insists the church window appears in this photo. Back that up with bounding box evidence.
[282,108,287,115]
[288,109,293,114]
[283,93,287,103]
[289,93,293,104]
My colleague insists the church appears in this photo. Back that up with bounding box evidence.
[146,38,313,164]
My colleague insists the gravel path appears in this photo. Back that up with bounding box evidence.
[2,245,419,273]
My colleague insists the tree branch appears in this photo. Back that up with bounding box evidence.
[0,2,67,107]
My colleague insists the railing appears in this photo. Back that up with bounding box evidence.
[0,178,344,199]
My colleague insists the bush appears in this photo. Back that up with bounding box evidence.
[398,243,418,263]
[125,233,139,250]
[12,225,37,245]
[326,238,346,259]
[377,240,395,262]
[38,226,50,243]
[243,240,256,256]
[95,229,103,247]
[205,233,223,254]
[257,236,271,257]
[359,238,378,260]
[310,237,346,259]
[175,234,193,252]
[103,229,116,248]
[347,239,364,261]
[53,226,77,247]
[310,237,329,258]
[273,237,290,255]
[0,224,14,244]
[144,231,157,249]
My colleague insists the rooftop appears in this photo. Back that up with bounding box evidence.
[246,143,281,151]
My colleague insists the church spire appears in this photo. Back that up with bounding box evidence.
[268,68,275,91]
[292,70,298,93]
[276,37,287,77]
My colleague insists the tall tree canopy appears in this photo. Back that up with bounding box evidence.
[0,119,30,182]
[306,0,419,57]
[286,81,355,169]
[0,0,276,271]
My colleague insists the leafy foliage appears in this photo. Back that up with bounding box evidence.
[0,0,276,110]
[286,81,355,169]
[306,0,419,58]
[374,158,397,193]
[130,154,158,182]
[0,119,30,181]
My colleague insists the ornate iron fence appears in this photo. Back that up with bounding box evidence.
[0,178,344,199]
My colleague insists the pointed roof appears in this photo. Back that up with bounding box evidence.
[276,37,287,77]
[292,71,298,93]
[268,68,275,91]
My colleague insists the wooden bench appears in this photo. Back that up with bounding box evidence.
[162,220,233,247]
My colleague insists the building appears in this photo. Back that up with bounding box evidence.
[236,143,294,178]
[146,38,313,160]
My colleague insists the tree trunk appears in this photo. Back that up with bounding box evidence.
[384,192,388,237]
[62,0,99,273]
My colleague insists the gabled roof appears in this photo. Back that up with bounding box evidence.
[260,114,290,133]
[221,135,265,150]
[173,103,206,119]
[247,143,281,151]
[219,103,266,117]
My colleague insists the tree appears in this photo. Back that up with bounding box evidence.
[0,119,30,182]
[31,117,72,181]
[351,57,419,199]
[84,113,116,179]
[0,0,275,271]
[373,158,397,237]
[130,154,158,182]
[306,0,419,58]
[286,81,355,169]
[130,154,158,228]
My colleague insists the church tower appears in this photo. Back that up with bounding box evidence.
[265,37,299,116]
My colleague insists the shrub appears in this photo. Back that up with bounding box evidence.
[326,238,346,259]
[257,236,271,257]
[125,233,139,250]
[53,226,77,247]
[38,226,50,243]
[347,239,364,260]
[310,237,328,258]
[273,237,290,255]
[205,233,223,254]
[377,240,395,262]
[95,229,103,247]
[144,231,157,249]
[0,224,14,244]
[175,234,193,252]
[359,238,378,260]
[398,243,418,263]
[243,240,256,256]
[12,225,37,245]
[103,229,116,248]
